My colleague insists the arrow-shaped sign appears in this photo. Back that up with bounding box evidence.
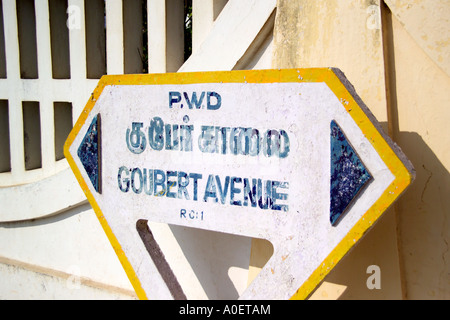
[64,69,414,300]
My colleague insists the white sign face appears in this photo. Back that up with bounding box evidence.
[65,69,414,300]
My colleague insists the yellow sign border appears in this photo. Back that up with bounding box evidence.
[64,68,414,300]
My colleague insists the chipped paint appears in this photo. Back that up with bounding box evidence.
[77,114,101,193]
[330,120,372,226]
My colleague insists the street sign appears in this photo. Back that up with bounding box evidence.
[64,69,414,300]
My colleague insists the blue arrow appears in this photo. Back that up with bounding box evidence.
[77,114,101,193]
[330,120,371,226]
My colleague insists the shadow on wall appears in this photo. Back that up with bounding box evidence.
[319,129,449,300]
[394,130,450,299]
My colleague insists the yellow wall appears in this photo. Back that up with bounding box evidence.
[271,0,450,299]
[389,13,450,300]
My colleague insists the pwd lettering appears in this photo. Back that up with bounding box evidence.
[169,91,221,110]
